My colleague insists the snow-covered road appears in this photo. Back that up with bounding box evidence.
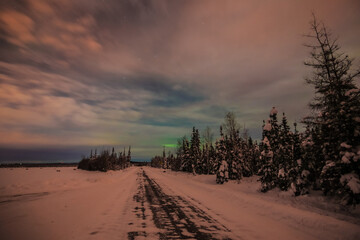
[0,166,359,239]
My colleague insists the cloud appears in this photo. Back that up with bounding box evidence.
[0,10,36,46]
[0,0,359,160]
[0,61,206,150]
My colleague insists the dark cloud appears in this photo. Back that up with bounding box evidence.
[62,69,206,108]
[50,90,72,98]
[126,75,205,107]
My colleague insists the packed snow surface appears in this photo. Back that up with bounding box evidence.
[0,166,359,240]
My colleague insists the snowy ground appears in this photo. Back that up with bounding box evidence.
[0,166,359,240]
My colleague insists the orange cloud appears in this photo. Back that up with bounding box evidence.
[0,10,36,46]
[29,0,54,15]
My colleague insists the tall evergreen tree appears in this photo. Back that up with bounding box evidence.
[181,138,192,173]
[291,123,311,196]
[127,146,131,167]
[202,126,214,147]
[277,112,294,191]
[304,16,360,204]
[190,127,201,174]
[209,144,217,174]
[216,126,228,183]
[260,136,276,192]
[162,146,167,169]
[259,109,279,192]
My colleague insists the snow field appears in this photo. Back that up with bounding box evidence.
[0,166,359,240]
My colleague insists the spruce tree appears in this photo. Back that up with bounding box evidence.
[232,132,243,181]
[304,16,360,204]
[175,136,187,171]
[181,138,192,172]
[278,112,294,191]
[162,146,167,169]
[127,146,131,167]
[209,144,217,174]
[190,127,201,174]
[216,126,228,183]
[260,136,276,192]
[216,160,229,184]
[292,123,311,196]
[259,110,278,192]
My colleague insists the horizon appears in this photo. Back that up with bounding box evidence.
[0,146,153,164]
[0,0,360,163]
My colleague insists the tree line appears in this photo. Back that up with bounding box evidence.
[78,146,131,172]
[151,17,359,205]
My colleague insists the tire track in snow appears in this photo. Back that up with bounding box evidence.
[128,169,236,239]
[0,192,50,204]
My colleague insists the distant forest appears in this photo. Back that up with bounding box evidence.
[151,17,360,205]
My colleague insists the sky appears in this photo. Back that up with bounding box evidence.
[0,0,359,162]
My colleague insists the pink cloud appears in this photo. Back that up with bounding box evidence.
[0,10,36,46]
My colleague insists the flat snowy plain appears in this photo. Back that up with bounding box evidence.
[0,166,359,240]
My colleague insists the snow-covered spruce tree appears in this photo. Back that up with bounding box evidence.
[190,127,201,174]
[222,112,241,179]
[240,138,253,177]
[249,138,261,175]
[291,123,312,196]
[259,107,287,192]
[277,113,295,191]
[304,16,360,204]
[300,126,318,186]
[299,123,324,189]
[217,159,229,184]
[259,112,277,192]
[259,136,276,192]
[180,138,192,172]
[227,130,237,180]
[237,132,253,178]
[231,130,243,181]
[216,126,229,184]
[338,89,360,204]
[257,120,267,175]
[174,136,187,171]
[269,107,281,169]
